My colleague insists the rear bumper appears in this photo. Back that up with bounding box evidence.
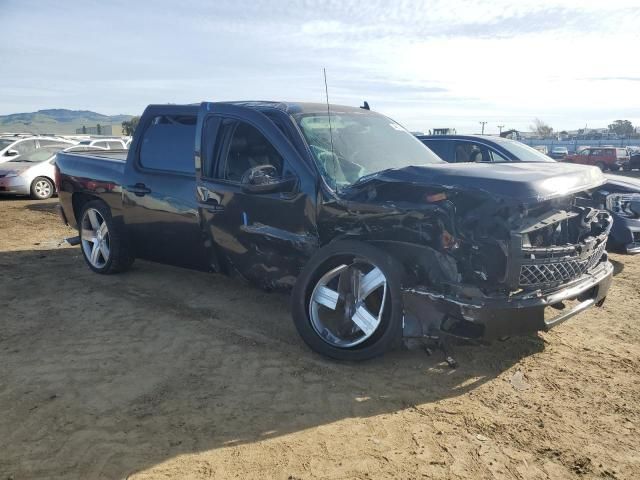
[402,261,613,339]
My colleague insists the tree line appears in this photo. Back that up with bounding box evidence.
[528,118,637,139]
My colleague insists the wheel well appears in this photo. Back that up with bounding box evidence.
[31,176,56,192]
[72,192,102,225]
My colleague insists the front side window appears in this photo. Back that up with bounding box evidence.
[295,111,442,187]
[9,146,62,163]
[139,115,196,174]
[217,121,283,182]
[13,139,37,156]
[489,149,508,162]
[454,141,489,162]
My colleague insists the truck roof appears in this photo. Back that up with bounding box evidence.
[148,101,367,116]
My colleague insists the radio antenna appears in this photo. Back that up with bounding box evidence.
[323,68,338,190]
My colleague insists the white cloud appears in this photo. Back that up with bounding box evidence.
[1,0,639,132]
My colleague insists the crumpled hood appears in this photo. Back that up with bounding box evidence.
[351,162,606,204]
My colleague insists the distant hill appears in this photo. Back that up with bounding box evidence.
[0,109,134,135]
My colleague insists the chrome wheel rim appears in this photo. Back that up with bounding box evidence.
[309,260,388,348]
[81,208,110,268]
[34,180,52,198]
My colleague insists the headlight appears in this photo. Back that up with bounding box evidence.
[606,193,640,218]
[4,172,19,178]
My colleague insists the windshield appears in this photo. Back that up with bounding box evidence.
[294,111,443,187]
[497,139,556,162]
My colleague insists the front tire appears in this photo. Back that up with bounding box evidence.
[291,240,404,361]
[30,177,54,199]
[79,200,134,274]
[596,162,607,172]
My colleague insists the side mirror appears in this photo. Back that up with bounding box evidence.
[5,149,19,157]
[240,165,297,194]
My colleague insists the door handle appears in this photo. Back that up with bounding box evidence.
[203,200,225,213]
[126,183,151,196]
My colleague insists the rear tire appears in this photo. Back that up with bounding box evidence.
[79,200,134,274]
[291,240,404,361]
[30,177,54,200]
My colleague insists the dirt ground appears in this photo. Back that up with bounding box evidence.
[0,196,639,480]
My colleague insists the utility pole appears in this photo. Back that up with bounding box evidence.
[479,121,487,135]
[497,125,504,135]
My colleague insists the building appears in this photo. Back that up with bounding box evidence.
[431,128,457,135]
[75,124,124,136]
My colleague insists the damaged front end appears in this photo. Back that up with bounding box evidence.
[339,167,614,341]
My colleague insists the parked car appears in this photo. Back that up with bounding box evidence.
[549,146,569,160]
[0,144,79,199]
[55,101,613,360]
[417,134,556,163]
[77,138,127,150]
[626,146,640,171]
[592,175,640,253]
[0,135,76,165]
[533,145,548,155]
[563,146,630,171]
[418,134,638,253]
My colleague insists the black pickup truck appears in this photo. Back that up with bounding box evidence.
[55,101,614,360]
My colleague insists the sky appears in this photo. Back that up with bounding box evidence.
[2,0,639,133]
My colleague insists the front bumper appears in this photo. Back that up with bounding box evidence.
[0,176,29,195]
[402,261,613,339]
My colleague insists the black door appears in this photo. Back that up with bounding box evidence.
[122,107,209,269]
[195,103,318,289]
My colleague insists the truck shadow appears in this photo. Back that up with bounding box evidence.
[0,248,544,479]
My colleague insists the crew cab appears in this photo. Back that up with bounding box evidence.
[563,146,630,171]
[55,102,614,360]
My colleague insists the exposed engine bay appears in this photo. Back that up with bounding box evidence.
[340,181,612,295]
[337,171,613,341]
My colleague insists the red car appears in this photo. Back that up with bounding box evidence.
[563,147,630,171]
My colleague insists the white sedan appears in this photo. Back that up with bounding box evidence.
[0,145,105,199]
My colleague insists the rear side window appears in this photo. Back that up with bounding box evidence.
[616,148,628,158]
[421,140,450,161]
[107,141,123,149]
[139,115,196,174]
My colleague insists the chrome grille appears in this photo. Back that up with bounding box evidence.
[519,241,606,287]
